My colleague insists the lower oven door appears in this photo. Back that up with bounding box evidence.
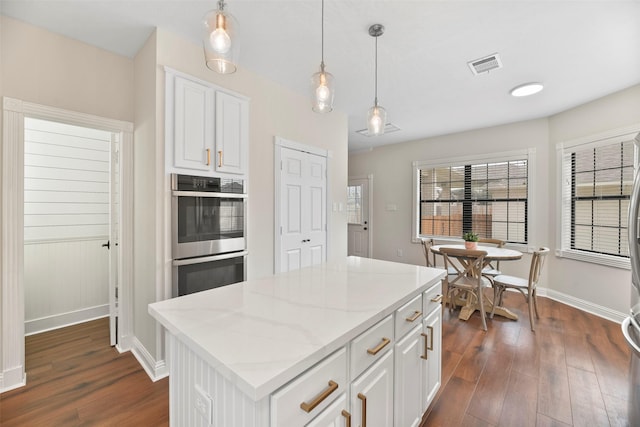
[172,251,247,297]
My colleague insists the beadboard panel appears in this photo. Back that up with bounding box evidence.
[168,333,269,427]
[24,239,108,327]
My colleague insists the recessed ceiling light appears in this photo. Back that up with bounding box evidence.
[510,82,544,97]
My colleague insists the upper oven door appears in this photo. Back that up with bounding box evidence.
[172,191,246,259]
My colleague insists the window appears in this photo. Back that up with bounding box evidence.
[558,128,639,267]
[347,184,362,224]
[414,150,532,245]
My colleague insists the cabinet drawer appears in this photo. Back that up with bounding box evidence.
[271,347,347,426]
[395,293,423,340]
[423,281,443,316]
[350,315,393,379]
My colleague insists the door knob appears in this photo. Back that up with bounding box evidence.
[101,240,110,250]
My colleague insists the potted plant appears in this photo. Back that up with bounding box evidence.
[463,232,479,250]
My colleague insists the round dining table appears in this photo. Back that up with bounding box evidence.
[430,244,523,321]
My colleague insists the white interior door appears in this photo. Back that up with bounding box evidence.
[279,146,327,273]
[108,137,120,346]
[348,177,370,257]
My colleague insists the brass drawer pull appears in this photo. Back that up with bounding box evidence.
[427,325,434,351]
[218,150,223,167]
[299,380,338,413]
[405,310,422,322]
[431,294,443,303]
[206,148,211,166]
[421,332,429,360]
[358,393,367,427]
[366,337,390,355]
[341,409,351,427]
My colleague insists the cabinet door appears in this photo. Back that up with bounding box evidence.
[422,307,442,411]
[350,350,393,427]
[215,91,248,175]
[173,76,215,171]
[306,393,350,427]
[394,324,424,427]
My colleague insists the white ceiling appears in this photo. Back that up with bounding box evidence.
[2,1,640,151]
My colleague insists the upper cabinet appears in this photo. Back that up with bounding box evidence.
[165,67,249,177]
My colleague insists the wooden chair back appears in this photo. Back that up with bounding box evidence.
[439,248,487,283]
[528,247,550,290]
[420,238,436,267]
[477,238,505,272]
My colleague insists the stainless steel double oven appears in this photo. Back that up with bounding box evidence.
[171,174,247,297]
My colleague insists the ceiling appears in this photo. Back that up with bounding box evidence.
[2,1,640,152]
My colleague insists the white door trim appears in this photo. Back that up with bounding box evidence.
[0,97,134,392]
[274,136,329,274]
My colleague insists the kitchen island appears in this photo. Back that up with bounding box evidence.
[149,256,445,426]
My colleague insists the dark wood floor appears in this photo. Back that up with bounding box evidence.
[0,292,631,426]
[0,318,169,426]
[422,291,631,427]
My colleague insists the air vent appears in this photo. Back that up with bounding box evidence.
[468,53,502,75]
[356,123,401,137]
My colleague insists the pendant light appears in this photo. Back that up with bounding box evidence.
[310,0,334,113]
[367,24,387,136]
[203,0,239,74]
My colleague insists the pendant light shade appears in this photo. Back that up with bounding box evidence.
[203,0,239,74]
[311,0,334,113]
[367,24,386,136]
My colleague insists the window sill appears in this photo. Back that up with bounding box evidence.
[555,249,630,270]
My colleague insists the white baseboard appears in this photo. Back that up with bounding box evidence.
[24,304,109,336]
[0,365,26,393]
[131,337,169,382]
[538,287,626,324]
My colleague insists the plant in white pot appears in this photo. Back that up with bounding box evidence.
[463,232,479,250]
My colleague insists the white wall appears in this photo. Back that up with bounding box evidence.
[349,84,640,319]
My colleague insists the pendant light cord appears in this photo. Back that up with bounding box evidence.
[320,0,325,69]
[374,35,378,106]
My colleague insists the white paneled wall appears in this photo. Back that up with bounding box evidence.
[23,118,112,334]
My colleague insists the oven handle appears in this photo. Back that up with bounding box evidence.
[172,190,247,199]
[172,251,248,267]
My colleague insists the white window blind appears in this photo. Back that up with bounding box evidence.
[24,118,112,242]
[558,129,639,267]
[414,150,531,244]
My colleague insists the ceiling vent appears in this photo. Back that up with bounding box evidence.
[356,123,401,137]
[468,53,502,75]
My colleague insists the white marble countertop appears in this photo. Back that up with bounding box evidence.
[148,256,445,400]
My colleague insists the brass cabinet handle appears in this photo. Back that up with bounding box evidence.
[421,332,429,360]
[431,294,443,303]
[206,148,211,166]
[405,310,422,322]
[218,150,223,167]
[366,337,390,355]
[427,325,434,351]
[341,409,351,427]
[299,380,338,413]
[358,393,367,427]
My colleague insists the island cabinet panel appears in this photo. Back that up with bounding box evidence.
[167,333,270,427]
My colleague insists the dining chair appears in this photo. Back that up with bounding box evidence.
[420,237,436,267]
[477,238,505,279]
[440,247,491,331]
[490,247,550,331]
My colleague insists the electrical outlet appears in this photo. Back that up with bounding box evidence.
[194,384,213,424]
[397,248,403,257]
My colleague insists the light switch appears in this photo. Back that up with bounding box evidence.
[386,204,397,211]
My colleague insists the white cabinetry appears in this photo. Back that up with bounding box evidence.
[165,67,249,176]
[172,76,214,171]
[394,282,443,426]
[215,91,248,174]
[350,350,394,427]
[306,394,350,427]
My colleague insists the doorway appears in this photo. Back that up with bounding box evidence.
[274,137,328,273]
[1,98,133,392]
[348,176,372,257]
[23,118,118,344]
